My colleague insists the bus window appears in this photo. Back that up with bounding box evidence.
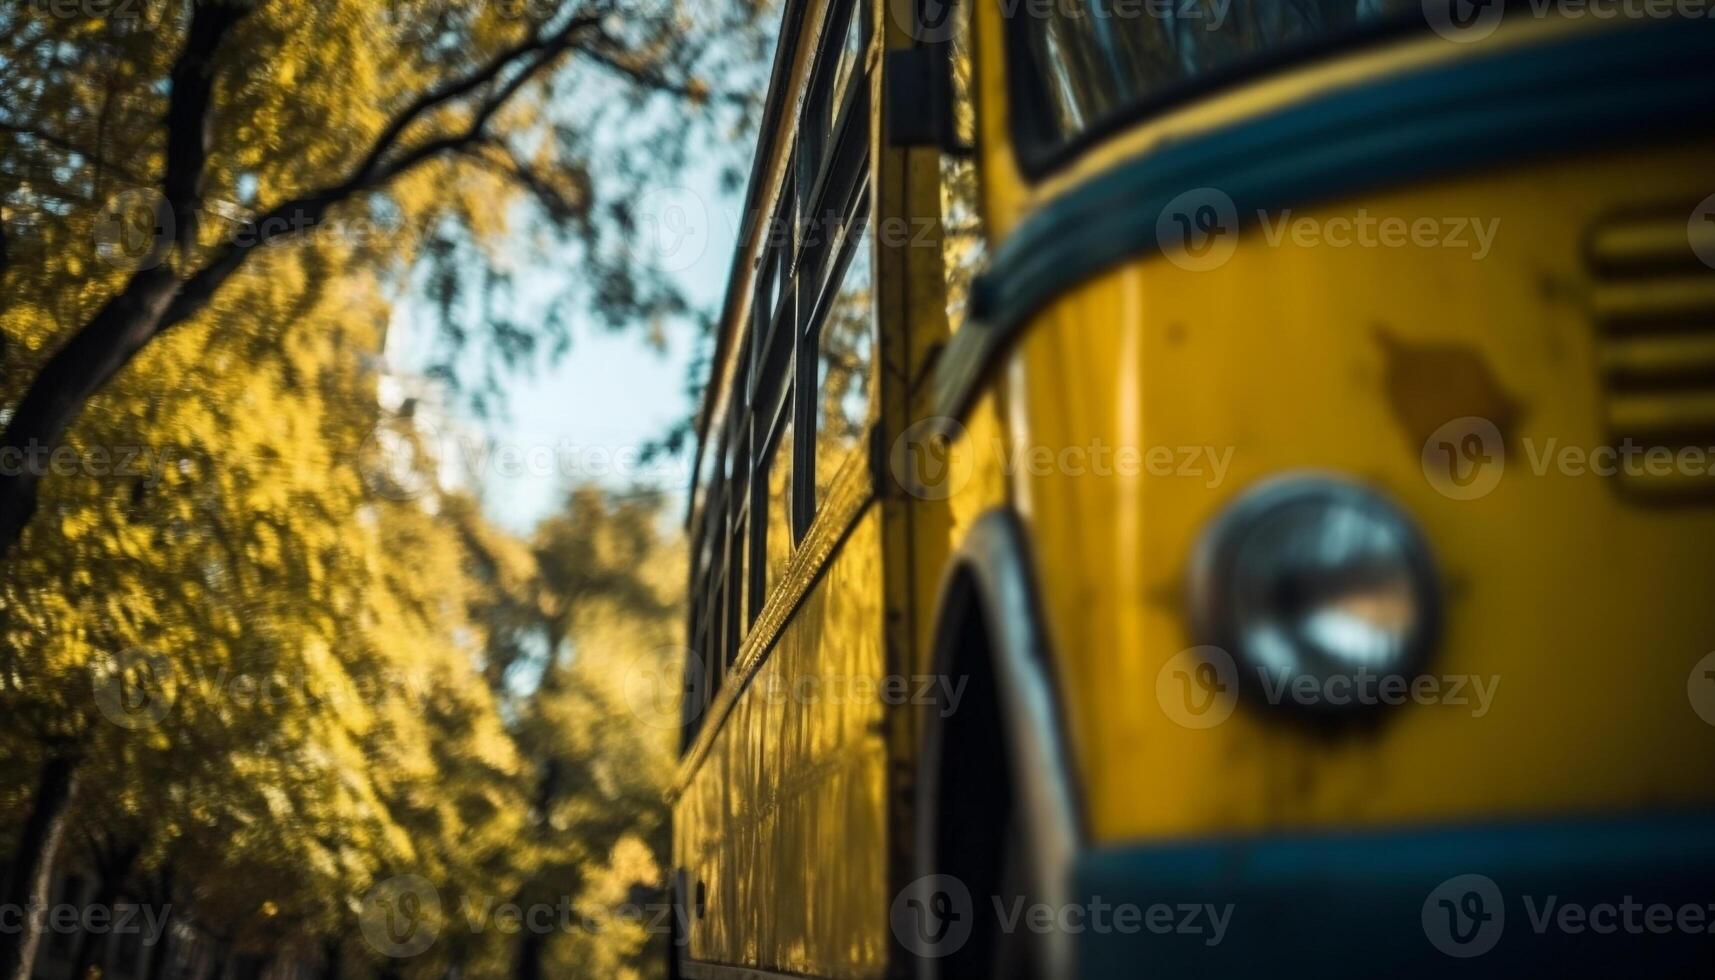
[801,15,872,517]
[940,0,986,329]
[751,178,796,613]
[814,208,873,504]
[726,375,753,635]
[828,6,865,117]
[763,394,796,598]
[683,593,712,743]
[726,509,746,655]
[802,2,869,192]
[1013,0,1417,152]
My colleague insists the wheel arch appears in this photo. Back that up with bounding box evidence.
[912,508,1084,976]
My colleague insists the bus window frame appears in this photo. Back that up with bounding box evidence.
[728,0,874,625]
[798,0,871,219]
[676,0,873,758]
[797,13,873,527]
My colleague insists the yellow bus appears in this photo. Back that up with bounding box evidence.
[672,1,1715,976]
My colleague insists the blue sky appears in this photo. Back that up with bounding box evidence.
[388,159,745,535]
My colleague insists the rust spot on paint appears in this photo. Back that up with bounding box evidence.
[1374,326,1525,453]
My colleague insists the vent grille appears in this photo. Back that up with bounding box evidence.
[1586,208,1715,503]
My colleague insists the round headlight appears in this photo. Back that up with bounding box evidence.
[1188,474,1441,714]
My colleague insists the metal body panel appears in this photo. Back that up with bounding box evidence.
[675,503,889,977]
[973,137,1715,841]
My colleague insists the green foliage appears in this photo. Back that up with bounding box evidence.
[0,0,740,975]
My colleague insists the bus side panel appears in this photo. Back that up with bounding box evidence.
[675,509,890,978]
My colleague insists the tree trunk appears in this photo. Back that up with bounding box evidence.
[142,908,175,980]
[318,938,340,980]
[439,943,465,980]
[0,268,178,560]
[136,864,176,980]
[510,929,546,980]
[230,952,269,980]
[0,754,82,980]
[68,842,140,980]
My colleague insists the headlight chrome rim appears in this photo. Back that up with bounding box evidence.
[1187,472,1443,716]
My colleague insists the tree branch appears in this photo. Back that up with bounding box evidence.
[572,35,741,106]
[150,15,605,342]
[0,120,148,186]
[0,8,608,563]
[456,143,580,222]
[348,13,600,188]
[163,0,252,250]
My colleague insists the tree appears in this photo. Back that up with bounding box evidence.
[0,252,526,980]
[2,3,756,969]
[501,487,685,980]
[0,0,768,561]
